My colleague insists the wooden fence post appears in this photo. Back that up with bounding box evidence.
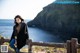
[66,40,71,53]
[0,37,4,45]
[71,38,78,53]
[28,39,32,53]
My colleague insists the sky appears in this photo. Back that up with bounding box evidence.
[0,0,55,20]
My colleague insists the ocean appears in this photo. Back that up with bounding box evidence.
[0,19,64,43]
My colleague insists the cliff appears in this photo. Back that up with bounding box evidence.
[27,1,80,41]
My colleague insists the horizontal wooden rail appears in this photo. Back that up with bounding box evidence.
[32,42,66,48]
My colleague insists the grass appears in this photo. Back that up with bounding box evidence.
[32,46,66,53]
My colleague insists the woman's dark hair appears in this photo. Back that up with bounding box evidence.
[14,15,24,26]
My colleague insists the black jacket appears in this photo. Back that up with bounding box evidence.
[10,22,29,49]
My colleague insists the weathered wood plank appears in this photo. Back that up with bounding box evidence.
[71,38,78,53]
[32,42,65,48]
[66,40,71,53]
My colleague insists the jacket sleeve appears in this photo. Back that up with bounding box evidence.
[9,26,15,42]
[25,23,29,39]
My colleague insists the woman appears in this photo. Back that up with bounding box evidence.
[9,15,29,53]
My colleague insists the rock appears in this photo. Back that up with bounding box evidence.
[27,0,80,41]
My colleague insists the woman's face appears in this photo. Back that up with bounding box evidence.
[16,18,21,24]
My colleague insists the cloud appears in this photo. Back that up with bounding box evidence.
[0,0,55,19]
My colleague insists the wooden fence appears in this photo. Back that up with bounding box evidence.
[0,37,80,53]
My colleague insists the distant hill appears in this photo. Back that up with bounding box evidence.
[27,0,80,42]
